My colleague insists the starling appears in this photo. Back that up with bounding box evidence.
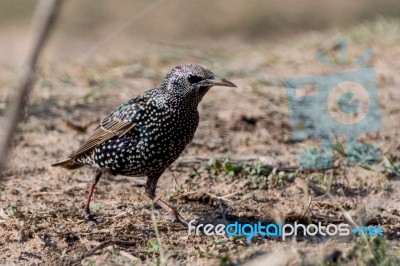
[52,64,236,224]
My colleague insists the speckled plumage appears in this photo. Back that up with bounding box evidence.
[52,64,236,223]
[77,85,200,176]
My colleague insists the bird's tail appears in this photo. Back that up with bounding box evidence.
[51,158,83,170]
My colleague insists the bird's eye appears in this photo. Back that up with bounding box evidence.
[187,75,203,84]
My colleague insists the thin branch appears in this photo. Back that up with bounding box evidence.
[0,0,63,171]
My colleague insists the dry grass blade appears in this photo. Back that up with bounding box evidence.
[150,204,166,265]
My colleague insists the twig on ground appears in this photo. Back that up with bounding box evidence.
[31,191,64,197]
[119,250,141,262]
[112,211,130,220]
[84,240,136,258]
[208,191,239,203]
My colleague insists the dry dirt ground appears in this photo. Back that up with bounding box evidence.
[1,20,400,265]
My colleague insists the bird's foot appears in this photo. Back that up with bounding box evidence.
[155,198,189,226]
[162,212,189,226]
[83,208,98,226]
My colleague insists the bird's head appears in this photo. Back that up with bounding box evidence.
[162,64,236,104]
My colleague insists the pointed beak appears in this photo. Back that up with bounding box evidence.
[200,77,237,88]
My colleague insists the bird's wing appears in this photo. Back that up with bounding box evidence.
[68,93,152,159]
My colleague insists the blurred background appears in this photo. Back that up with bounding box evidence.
[1,0,400,66]
[1,1,400,265]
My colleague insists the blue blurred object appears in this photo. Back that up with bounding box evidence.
[286,41,381,169]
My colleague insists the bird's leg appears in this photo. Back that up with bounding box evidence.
[155,197,189,226]
[83,168,102,223]
[146,172,188,226]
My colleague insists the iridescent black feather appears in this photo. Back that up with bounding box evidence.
[52,64,236,223]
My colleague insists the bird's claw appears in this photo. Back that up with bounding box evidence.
[83,211,98,226]
[154,198,190,226]
[162,212,190,226]
[176,214,190,226]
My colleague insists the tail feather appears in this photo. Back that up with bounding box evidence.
[51,158,83,170]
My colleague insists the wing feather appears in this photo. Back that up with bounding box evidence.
[52,88,162,169]
[68,94,150,159]
[69,117,136,158]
